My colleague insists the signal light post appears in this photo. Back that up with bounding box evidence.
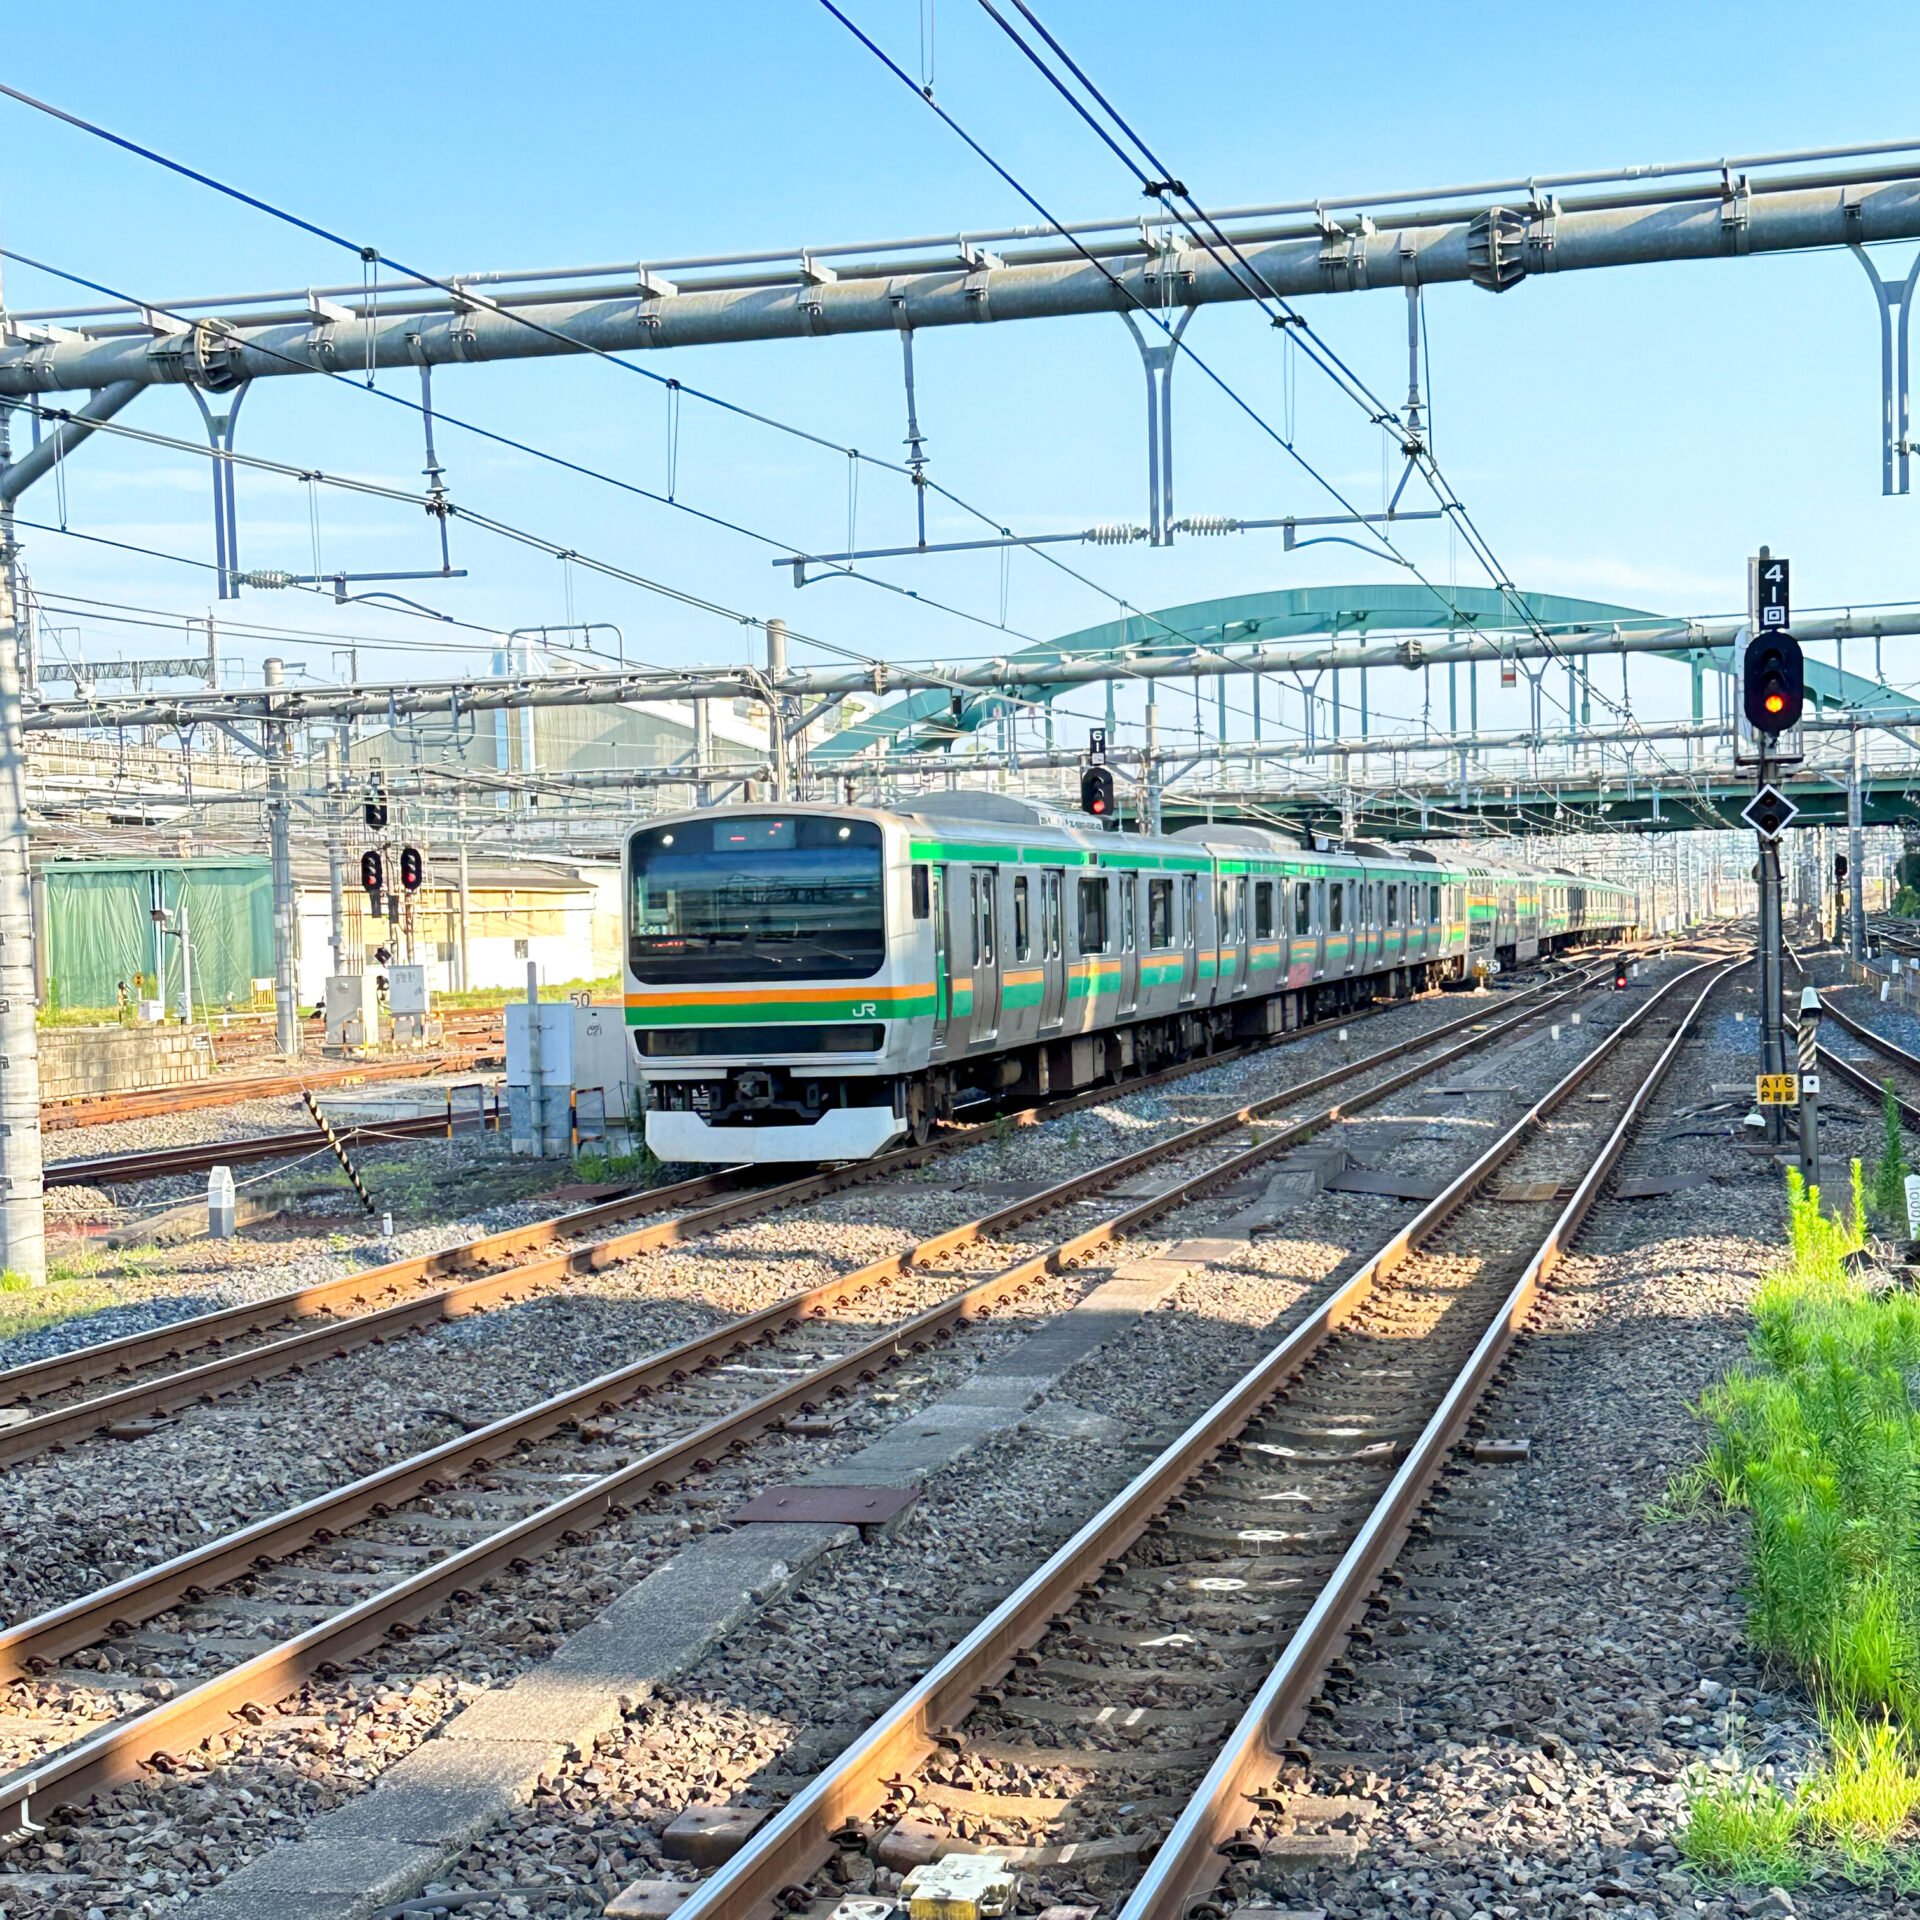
[1080,732,1115,824]
[1743,548,1806,1147]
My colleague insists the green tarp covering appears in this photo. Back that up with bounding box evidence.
[41,860,274,1014]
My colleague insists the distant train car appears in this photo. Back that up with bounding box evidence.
[624,795,1638,1165]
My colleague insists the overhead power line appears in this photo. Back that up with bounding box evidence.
[958,0,1706,787]
[0,93,1200,653]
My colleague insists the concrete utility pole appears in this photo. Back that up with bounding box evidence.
[263,658,300,1055]
[0,525,44,1284]
[1849,728,1867,961]
[694,697,713,807]
[765,619,789,803]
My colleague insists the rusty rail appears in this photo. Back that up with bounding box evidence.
[3,969,1584,1436]
[666,957,1734,1920]
[41,1048,503,1131]
[45,1088,506,1188]
[0,968,1603,1829]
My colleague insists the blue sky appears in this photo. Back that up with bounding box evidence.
[3,0,1918,747]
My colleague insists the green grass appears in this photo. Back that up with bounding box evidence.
[571,1145,657,1186]
[1672,1159,1920,1883]
[1682,1715,1920,1887]
[1870,1080,1912,1229]
[433,973,620,1010]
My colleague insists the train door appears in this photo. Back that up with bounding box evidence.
[931,865,952,1050]
[968,867,1001,1044]
[1040,870,1066,1028]
[1180,873,1200,1003]
[1118,873,1140,1015]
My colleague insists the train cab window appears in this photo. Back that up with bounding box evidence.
[1253,881,1274,940]
[911,864,930,919]
[1294,882,1311,937]
[1077,875,1109,954]
[629,814,883,985]
[1148,877,1174,949]
[1013,875,1031,961]
[1330,883,1344,934]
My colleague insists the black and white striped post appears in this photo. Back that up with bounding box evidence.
[1797,986,1823,1201]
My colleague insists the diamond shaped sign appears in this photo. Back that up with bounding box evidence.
[1742,783,1798,841]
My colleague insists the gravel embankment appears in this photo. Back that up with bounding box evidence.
[0,983,1579,1630]
[1221,958,1902,1920]
[0,964,1645,1915]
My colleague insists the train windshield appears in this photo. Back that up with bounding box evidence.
[628,816,886,983]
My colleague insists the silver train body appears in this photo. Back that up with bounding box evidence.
[623,795,1639,1164]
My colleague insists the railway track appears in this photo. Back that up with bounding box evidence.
[1784,945,1920,1125]
[1,971,1584,1464]
[44,1086,504,1189]
[660,955,1735,1920]
[41,1045,504,1133]
[0,957,1623,1833]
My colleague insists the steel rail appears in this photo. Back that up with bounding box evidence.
[44,1105,503,1189]
[2,983,1427,1411]
[0,967,1603,1828]
[1783,947,1920,1127]
[1120,959,1735,1920]
[666,958,1731,1920]
[41,1050,504,1132]
[1,975,1529,1433]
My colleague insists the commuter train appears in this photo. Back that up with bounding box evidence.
[625,794,1639,1165]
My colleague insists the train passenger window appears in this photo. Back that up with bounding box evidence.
[1077,876,1109,954]
[1294,882,1311,937]
[912,864,930,919]
[1386,885,1399,928]
[1043,871,1063,958]
[1430,884,1441,923]
[969,873,980,966]
[1330,883,1344,934]
[1148,878,1174,948]
[1253,881,1273,940]
[1013,875,1031,961]
[1123,876,1137,952]
[1219,881,1232,932]
[979,875,996,966]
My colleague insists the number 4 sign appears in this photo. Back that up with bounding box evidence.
[1756,554,1790,630]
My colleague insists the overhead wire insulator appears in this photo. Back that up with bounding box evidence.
[1085,523,1148,545]
[1174,516,1240,536]
[234,569,296,589]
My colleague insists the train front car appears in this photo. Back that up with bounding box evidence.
[626,807,920,1164]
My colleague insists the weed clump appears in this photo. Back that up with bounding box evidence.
[1676,1159,1920,1882]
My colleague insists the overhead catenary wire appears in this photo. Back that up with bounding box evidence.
[958,0,1712,798]
[0,111,1202,659]
[1,250,1065,654]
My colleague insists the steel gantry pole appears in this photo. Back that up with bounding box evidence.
[0,515,44,1284]
[1850,728,1868,960]
[766,618,790,803]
